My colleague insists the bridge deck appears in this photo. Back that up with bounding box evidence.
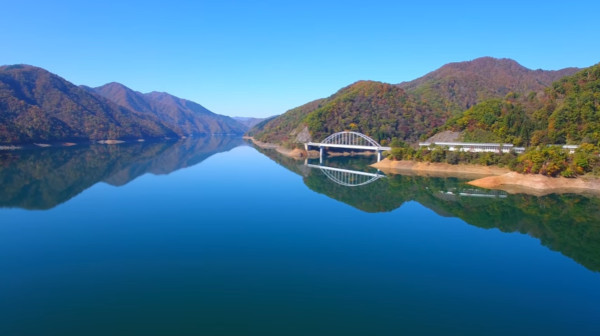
[306,142,391,151]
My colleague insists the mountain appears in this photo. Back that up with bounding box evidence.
[250,80,449,145]
[250,81,440,145]
[92,82,246,136]
[440,63,600,145]
[397,57,579,115]
[0,65,177,145]
[302,81,444,143]
[232,116,269,129]
[249,57,579,146]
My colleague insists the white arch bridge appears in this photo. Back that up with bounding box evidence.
[305,131,391,163]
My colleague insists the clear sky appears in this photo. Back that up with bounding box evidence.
[2,0,599,117]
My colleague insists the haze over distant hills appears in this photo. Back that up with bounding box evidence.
[232,116,270,129]
[0,65,245,145]
[249,57,582,145]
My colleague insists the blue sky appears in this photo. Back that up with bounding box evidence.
[2,0,599,117]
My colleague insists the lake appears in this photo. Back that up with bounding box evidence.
[0,137,599,335]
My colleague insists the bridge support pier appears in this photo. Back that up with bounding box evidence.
[377,150,382,162]
[319,146,324,164]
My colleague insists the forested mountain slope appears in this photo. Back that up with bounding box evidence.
[441,63,600,145]
[249,57,578,146]
[0,65,176,145]
[93,82,246,136]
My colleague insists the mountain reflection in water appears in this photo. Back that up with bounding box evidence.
[0,136,243,210]
[1,140,599,274]
[256,146,600,273]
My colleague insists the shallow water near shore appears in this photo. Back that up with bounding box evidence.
[0,137,599,335]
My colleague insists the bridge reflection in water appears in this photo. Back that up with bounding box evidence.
[305,162,386,187]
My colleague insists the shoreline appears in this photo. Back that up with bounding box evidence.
[244,137,381,160]
[1,138,152,150]
[371,159,510,179]
[244,136,318,159]
[467,172,600,196]
[0,135,240,151]
[372,158,600,196]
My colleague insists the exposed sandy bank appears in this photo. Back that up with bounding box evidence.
[371,159,509,179]
[327,151,376,158]
[0,145,23,150]
[373,158,600,196]
[97,140,125,145]
[468,172,600,196]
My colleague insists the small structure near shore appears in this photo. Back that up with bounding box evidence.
[419,142,582,155]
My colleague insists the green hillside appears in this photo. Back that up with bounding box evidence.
[532,64,600,145]
[443,63,600,146]
[251,80,447,145]
[303,81,441,144]
[252,81,444,145]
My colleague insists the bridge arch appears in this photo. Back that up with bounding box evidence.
[320,167,384,187]
[321,131,382,148]
[305,163,386,187]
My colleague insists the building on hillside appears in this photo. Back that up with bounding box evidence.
[418,142,526,154]
[550,144,579,154]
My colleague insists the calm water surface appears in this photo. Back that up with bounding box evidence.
[0,137,599,335]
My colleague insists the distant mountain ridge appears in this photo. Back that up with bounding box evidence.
[249,57,581,145]
[0,65,246,145]
[91,82,246,136]
[233,116,270,129]
[397,57,579,114]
